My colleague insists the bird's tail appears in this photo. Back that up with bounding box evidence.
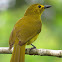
[10,43,26,62]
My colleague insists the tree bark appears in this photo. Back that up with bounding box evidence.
[0,47,62,58]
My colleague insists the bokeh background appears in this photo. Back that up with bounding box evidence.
[0,0,62,62]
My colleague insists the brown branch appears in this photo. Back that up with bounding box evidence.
[0,47,62,58]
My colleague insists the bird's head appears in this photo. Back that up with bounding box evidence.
[24,4,51,16]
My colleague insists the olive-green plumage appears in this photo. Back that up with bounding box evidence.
[9,4,51,62]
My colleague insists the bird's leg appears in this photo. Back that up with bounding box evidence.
[31,44,36,49]
[29,44,36,55]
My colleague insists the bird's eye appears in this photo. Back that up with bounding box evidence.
[38,5,41,8]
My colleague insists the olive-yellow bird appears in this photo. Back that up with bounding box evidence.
[9,4,51,62]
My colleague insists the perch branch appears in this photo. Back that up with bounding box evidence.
[0,47,62,58]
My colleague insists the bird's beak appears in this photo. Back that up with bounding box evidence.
[44,5,52,9]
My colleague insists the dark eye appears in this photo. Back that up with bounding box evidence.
[38,5,41,8]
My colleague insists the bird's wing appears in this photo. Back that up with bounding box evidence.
[9,27,16,49]
[9,16,41,47]
[14,17,41,46]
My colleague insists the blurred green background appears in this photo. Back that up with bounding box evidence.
[0,0,62,62]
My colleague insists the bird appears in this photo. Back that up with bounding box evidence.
[9,4,51,62]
